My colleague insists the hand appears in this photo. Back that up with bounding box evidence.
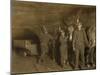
[73,47,75,51]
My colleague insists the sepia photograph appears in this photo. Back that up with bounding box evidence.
[11,0,96,74]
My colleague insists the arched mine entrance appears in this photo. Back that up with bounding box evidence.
[12,29,41,56]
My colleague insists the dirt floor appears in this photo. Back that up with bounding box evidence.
[11,50,95,74]
[11,50,73,74]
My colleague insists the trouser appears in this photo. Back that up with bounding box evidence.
[39,44,48,63]
[75,48,85,68]
[68,41,75,66]
[61,57,66,67]
[60,49,68,67]
[52,45,56,62]
[51,41,56,61]
[87,47,96,65]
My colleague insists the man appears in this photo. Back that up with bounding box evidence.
[67,25,75,68]
[72,19,88,69]
[86,26,96,67]
[59,28,68,68]
[39,26,53,63]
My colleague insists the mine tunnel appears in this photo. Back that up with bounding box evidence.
[12,28,41,56]
[11,1,96,73]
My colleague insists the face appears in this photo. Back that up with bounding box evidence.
[45,31,48,34]
[78,23,82,30]
[61,30,65,36]
[68,26,74,33]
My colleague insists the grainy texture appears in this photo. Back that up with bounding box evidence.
[11,0,96,74]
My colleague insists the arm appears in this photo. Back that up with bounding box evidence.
[83,29,89,47]
[72,31,76,51]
